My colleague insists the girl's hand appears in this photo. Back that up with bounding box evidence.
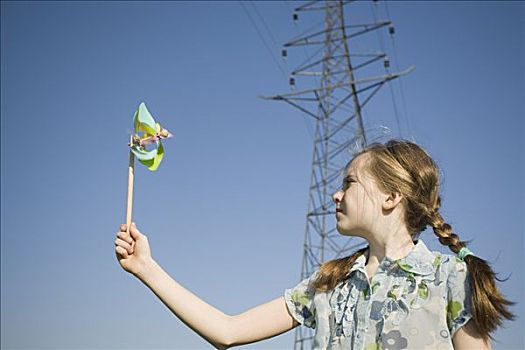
[115,222,153,277]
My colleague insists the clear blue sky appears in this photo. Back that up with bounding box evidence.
[1,1,523,349]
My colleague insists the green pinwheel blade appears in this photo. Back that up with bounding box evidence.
[130,141,159,161]
[136,142,164,171]
[133,102,157,136]
[138,157,155,168]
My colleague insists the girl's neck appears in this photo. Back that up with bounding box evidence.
[365,231,415,267]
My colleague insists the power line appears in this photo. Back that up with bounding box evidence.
[384,0,413,138]
[238,1,288,80]
[370,1,403,138]
[249,1,279,47]
[250,0,315,140]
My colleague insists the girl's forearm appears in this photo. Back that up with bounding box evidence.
[136,259,233,349]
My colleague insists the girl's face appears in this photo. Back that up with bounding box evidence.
[332,154,383,238]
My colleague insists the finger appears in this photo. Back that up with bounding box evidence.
[115,238,134,255]
[117,231,133,244]
[129,222,142,241]
[116,246,129,259]
[120,224,127,232]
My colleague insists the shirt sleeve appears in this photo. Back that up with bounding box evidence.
[446,257,474,337]
[283,270,319,329]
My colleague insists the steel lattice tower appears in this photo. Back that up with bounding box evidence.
[262,1,412,348]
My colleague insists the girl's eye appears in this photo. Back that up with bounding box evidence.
[342,180,353,190]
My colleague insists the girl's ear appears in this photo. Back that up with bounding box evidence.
[383,192,404,210]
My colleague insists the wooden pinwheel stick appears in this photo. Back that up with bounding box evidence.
[126,134,135,238]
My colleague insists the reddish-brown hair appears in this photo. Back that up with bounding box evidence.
[312,139,515,342]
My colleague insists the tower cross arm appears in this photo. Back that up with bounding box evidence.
[259,65,415,100]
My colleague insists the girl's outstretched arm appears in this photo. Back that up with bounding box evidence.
[227,296,299,347]
[115,223,298,349]
[137,260,298,349]
[137,259,234,349]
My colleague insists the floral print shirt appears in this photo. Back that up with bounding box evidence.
[284,239,473,349]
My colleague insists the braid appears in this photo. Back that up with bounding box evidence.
[426,209,471,255]
[426,207,515,342]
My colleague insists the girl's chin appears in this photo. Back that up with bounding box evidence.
[335,223,351,235]
[336,223,361,237]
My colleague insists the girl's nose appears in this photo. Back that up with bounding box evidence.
[332,190,343,203]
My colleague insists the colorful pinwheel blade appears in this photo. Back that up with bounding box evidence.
[136,143,164,171]
[130,141,159,161]
[147,142,165,171]
[133,102,157,136]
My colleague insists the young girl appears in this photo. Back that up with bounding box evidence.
[115,139,515,349]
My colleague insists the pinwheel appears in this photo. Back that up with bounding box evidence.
[125,102,173,235]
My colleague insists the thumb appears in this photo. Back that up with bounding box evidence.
[129,222,143,240]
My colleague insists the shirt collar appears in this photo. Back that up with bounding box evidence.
[349,239,436,276]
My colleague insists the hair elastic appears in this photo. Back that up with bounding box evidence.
[458,247,475,261]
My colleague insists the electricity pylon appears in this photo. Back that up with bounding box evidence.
[261,1,413,348]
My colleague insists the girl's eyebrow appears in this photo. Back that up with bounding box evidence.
[343,175,355,181]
